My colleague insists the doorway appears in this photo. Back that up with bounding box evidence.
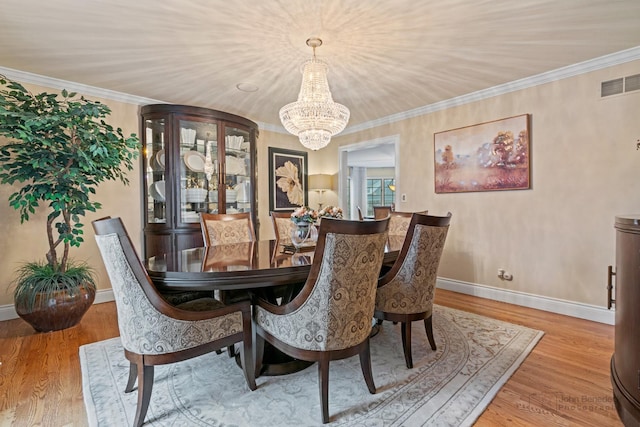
[338,135,399,219]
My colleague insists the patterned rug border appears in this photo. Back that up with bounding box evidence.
[81,305,544,426]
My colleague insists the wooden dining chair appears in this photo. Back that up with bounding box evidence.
[92,217,256,427]
[254,217,390,423]
[373,205,393,219]
[374,212,451,368]
[270,211,295,245]
[200,212,256,246]
[388,210,427,237]
[199,212,257,356]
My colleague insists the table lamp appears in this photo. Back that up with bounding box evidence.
[309,174,332,209]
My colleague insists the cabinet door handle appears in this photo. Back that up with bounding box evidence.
[607,265,616,310]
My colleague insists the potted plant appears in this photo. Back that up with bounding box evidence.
[0,76,139,332]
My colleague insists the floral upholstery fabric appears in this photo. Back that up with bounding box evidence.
[273,216,295,244]
[205,219,253,245]
[95,233,244,355]
[376,224,449,315]
[255,231,388,351]
[388,215,412,236]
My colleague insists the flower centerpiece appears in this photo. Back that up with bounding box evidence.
[290,206,318,224]
[290,206,318,248]
[318,205,344,219]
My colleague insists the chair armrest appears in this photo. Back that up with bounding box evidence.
[253,295,289,315]
[162,299,252,321]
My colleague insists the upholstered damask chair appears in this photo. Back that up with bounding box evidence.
[92,217,256,427]
[200,212,256,246]
[373,205,393,219]
[254,217,390,424]
[388,211,427,237]
[374,212,451,369]
[270,211,295,246]
[200,212,257,355]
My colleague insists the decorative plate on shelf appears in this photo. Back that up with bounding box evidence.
[184,151,206,172]
[149,180,166,202]
[153,149,165,171]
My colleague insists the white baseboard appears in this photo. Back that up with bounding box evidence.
[0,281,614,326]
[437,277,615,325]
[0,288,115,322]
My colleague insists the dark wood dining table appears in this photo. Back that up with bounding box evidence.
[145,237,403,293]
[144,237,403,375]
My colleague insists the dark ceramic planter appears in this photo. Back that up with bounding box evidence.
[15,286,96,332]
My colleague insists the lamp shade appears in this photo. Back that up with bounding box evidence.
[309,174,333,191]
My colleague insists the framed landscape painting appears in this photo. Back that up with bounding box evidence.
[268,147,308,211]
[434,114,530,193]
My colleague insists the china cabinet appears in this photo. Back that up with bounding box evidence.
[141,104,258,258]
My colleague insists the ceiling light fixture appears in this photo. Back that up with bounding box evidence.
[279,38,350,151]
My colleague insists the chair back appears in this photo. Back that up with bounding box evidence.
[378,212,451,313]
[373,205,392,219]
[92,217,199,355]
[270,211,295,245]
[200,212,256,246]
[280,217,389,351]
[387,210,428,237]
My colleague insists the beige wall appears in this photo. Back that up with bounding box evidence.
[331,60,640,307]
[2,60,638,311]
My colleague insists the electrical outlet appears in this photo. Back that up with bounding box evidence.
[401,193,407,202]
[498,269,513,281]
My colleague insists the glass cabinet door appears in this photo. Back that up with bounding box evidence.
[178,119,218,223]
[145,118,166,224]
[224,125,251,214]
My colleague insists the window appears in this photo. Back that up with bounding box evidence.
[366,178,394,217]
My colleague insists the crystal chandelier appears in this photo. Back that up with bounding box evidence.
[279,38,350,151]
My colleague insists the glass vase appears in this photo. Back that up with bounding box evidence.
[291,222,318,249]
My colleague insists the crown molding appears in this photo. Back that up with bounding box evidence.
[0,66,163,106]
[342,45,640,135]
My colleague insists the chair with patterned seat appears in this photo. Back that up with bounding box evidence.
[388,210,427,237]
[374,212,451,369]
[373,205,393,219]
[92,217,256,427]
[200,211,257,356]
[253,217,390,424]
[270,211,295,246]
[200,212,256,246]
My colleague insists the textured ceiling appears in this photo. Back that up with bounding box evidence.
[1,0,640,131]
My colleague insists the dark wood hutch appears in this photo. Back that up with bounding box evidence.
[140,104,258,258]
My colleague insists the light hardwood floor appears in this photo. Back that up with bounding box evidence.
[0,289,622,426]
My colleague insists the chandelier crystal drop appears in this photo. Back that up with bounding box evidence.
[279,38,350,151]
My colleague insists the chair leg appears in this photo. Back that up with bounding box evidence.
[133,364,154,427]
[253,328,264,378]
[359,339,376,394]
[401,322,413,369]
[125,362,137,393]
[318,357,330,424]
[424,315,436,351]
[241,329,257,391]
[227,344,236,358]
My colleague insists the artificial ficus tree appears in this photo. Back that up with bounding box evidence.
[0,76,139,273]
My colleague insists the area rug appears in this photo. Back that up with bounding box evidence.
[80,305,543,426]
